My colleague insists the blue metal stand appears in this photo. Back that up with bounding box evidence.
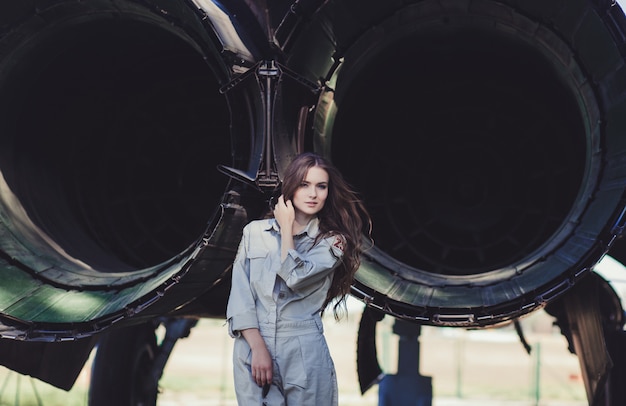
[378,320,433,406]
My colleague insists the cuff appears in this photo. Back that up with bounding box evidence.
[227,314,259,338]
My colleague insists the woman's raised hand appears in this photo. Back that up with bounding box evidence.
[273,195,294,231]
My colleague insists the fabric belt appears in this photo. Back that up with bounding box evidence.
[260,316,323,337]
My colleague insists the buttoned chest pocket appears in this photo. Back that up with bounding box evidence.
[247,248,273,293]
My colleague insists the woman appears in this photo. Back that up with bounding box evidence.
[226,152,371,405]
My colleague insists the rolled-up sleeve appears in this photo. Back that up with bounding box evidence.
[226,225,259,338]
[277,234,344,291]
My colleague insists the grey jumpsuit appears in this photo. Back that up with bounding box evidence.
[226,217,344,405]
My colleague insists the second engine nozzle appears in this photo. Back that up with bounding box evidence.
[298,0,626,326]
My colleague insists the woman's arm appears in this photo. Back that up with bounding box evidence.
[277,234,344,290]
[226,225,259,336]
[273,195,295,261]
[241,328,273,387]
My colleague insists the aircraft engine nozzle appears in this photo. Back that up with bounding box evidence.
[285,0,626,326]
[0,0,237,334]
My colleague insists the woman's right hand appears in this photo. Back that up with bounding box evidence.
[250,344,273,387]
[241,328,273,387]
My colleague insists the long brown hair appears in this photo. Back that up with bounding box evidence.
[280,152,372,320]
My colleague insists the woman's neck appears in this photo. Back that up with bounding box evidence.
[292,213,313,234]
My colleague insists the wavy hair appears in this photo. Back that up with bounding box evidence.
[279,152,372,320]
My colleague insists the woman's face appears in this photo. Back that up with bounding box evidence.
[292,165,329,219]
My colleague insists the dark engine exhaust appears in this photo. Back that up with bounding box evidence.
[0,0,625,338]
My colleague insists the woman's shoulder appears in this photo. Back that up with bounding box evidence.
[321,232,346,258]
[243,218,274,233]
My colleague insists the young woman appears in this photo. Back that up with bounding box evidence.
[226,152,371,405]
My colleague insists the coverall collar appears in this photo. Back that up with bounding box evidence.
[267,217,320,238]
